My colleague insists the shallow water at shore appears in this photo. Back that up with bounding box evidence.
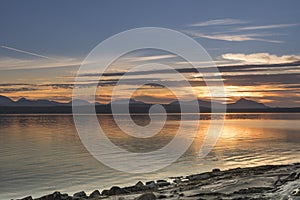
[0,113,299,199]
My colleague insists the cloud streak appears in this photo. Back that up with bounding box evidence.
[220,53,300,64]
[0,56,82,70]
[1,45,56,61]
[189,18,247,27]
[237,23,298,31]
[128,54,177,62]
[184,31,282,43]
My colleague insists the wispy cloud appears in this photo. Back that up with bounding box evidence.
[237,23,298,31]
[128,54,177,62]
[185,19,297,44]
[0,56,82,70]
[189,18,248,27]
[184,31,282,43]
[1,45,56,61]
[220,53,300,64]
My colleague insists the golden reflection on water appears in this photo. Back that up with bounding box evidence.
[0,114,300,199]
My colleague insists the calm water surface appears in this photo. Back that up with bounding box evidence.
[0,113,299,199]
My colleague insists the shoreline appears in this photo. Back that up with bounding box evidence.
[17,163,300,200]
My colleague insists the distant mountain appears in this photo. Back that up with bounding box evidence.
[0,95,281,113]
[67,99,91,106]
[0,95,15,106]
[15,97,62,107]
[227,98,268,109]
[109,98,146,105]
[0,96,102,107]
[169,99,222,108]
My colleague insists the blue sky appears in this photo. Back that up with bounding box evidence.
[1,0,299,57]
[0,1,300,106]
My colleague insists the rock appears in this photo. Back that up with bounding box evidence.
[156,180,170,187]
[18,196,33,200]
[135,181,145,190]
[35,191,63,200]
[170,189,178,194]
[122,186,136,193]
[274,176,283,186]
[73,191,87,199]
[61,193,72,200]
[135,193,156,200]
[145,182,157,190]
[146,181,155,185]
[187,173,212,181]
[291,188,300,196]
[173,178,181,184]
[157,194,167,199]
[285,172,297,181]
[296,172,300,180]
[101,186,124,196]
[118,197,125,200]
[89,190,101,198]
[233,187,273,194]
[108,186,123,195]
[212,168,221,173]
[178,193,184,197]
[101,189,109,196]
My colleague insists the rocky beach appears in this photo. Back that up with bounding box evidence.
[17,163,300,200]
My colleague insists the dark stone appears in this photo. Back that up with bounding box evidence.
[73,191,87,199]
[296,172,300,180]
[101,190,109,196]
[170,189,177,194]
[18,196,33,200]
[146,181,155,185]
[145,182,157,190]
[187,192,223,197]
[35,192,62,200]
[136,181,144,187]
[233,187,273,194]
[135,193,156,200]
[135,181,145,191]
[156,180,170,187]
[179,193,184,197]
[173,178,181,184]
[187,172,212,181]
[122,186,136,193]
[60,194,72,200]
[285,172,297,181]
[212,168,221,172]
[89,190,101,198]
[108,186,123,195]
[274,176,283,186]
[157,194,167,199]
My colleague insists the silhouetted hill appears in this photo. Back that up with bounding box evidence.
[67,99,91,106]
[15,97,62,107]
[0,95,299,113]
[227,98,268,110]
[0,95,15,106]
[169,99,213,108]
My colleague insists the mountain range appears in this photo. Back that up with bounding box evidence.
[0,95,266,108]
[0,95,299,113]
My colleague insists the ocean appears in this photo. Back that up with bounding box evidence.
[0,113,299,199]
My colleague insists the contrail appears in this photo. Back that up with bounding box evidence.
[1,45,57,61]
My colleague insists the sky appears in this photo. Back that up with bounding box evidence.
[0,0,300,107]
